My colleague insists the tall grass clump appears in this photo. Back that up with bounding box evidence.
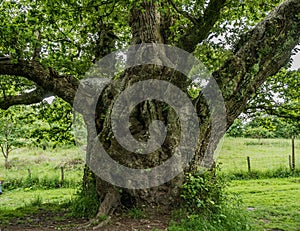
[69,168,99,218]
[173,167,254,231]
[26,195,43,207]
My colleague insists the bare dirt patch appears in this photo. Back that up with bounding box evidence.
[0,208,171,231]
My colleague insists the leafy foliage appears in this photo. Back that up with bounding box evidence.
[169,200,253,231]
[30,98,75,148]
[227,116,299,138]
[245,69,300,131]
[226,119,245,137]
[0,0,130,75]
[175,166,254,231]
[180,167,226,214]
[0,107,29,168]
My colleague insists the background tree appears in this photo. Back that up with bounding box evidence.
[29,98,75,149]
[245,68,300,136]
[0,0,300,216]
[246,69,300,118]
[226,118,245,137]
[226,115,300,138]
[0,107,28,168]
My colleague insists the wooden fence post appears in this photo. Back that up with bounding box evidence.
[61,166,64,186]
[27,169,31,178]
[291,137,295,170]
[247,156,251,172]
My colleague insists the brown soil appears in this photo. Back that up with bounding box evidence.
[0,208,171,231]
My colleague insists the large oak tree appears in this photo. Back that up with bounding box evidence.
[1,0,300,215]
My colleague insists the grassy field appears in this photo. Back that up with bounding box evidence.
[2,137,298,182]
[0,146,84,189]
[0,137,299,230]
[229,178,300,231]
[217,137,300,172]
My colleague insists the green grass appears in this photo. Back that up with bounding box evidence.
[217,137,300,172]
[0,188,76,209]
[0,138,299,230]
[0,146,84,189]
[228,177,300,231]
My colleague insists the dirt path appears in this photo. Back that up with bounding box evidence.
[0,210,170,231]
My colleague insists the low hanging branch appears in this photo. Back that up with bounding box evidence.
[0,59,79,105]
[245,104,300,120]
[0,86,47,110]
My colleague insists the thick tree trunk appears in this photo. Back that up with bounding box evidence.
[92,67,189,211]
[81,0,300,216]
[82,1,225,215]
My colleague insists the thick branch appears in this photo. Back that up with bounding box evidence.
[245,104,300,120]
[203,0,300,128]
[175,0,227,52]
[0,87,48,110]
[0,59,79,105]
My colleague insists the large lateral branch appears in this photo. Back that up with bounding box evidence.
[0,59,79,105]
[246,104,300,120]
[0,86,48,110]
[205,0,300,127]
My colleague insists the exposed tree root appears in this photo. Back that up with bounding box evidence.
[92,216,111,230]
[96,187,121,217]
[83,187,121,229]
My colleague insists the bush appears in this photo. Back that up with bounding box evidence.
[171,196,254,231]
[168,168,252,231]
[177,167,254,230]
[180,167,226,214]
[243,127,275,139]
[227,119,245,137]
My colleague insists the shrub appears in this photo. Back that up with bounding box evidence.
[173,168,254,230]
[180,167,226,214]
[169,199,254,231]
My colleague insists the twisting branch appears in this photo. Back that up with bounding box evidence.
[0,59,79,105]
[245,104,300,120]
[174,0,227,52]
[196,0,300,128]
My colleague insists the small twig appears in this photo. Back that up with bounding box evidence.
[167,0,199,24]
